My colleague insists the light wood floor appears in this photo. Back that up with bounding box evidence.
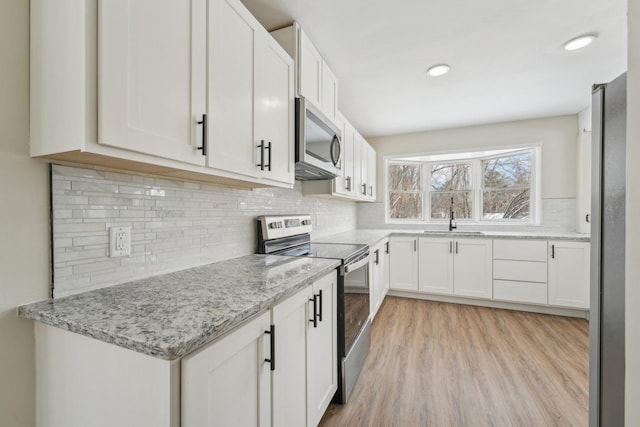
[320,297,589,427]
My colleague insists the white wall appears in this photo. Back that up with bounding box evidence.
[0,0,51,426]
[626,0,640,424]
[368,114,578,200]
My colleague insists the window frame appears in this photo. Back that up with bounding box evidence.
[384,146,541,226]
[428,160,474,221]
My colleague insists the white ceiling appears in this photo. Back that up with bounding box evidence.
[239,0,627,138]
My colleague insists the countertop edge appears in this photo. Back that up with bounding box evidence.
[18,258,340,360]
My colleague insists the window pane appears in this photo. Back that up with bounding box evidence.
[389,193,422,219]
[388,164,421,191]
[483,153,531,188]
[430,163,471,191]
[430,192,472,219]
[483,189,530,219]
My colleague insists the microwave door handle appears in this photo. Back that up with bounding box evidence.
[330,135,341,167]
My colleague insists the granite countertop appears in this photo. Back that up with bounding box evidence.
[19,254,340,360]
[316,229,590,245]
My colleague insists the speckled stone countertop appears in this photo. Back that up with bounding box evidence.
[315,229,590,246]
[18,255,340,360]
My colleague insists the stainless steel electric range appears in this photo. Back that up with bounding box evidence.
[257,214,371,403]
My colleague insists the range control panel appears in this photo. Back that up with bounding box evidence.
[258,214,312,240]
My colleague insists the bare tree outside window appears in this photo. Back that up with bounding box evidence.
[386,148,535,223]
[430,163,472,219]
[388,163,422,219]
[482,153,531,219]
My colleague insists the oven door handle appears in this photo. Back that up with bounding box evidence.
[341,255,370,275]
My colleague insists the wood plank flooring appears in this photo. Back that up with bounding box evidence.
[320,297,589,427]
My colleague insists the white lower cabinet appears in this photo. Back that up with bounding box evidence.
[418,238,454,295]
[183,271,337,427]
[307,273,338,427]
[370,238,390,319]
[548,241,590,308]
[453,239,493,299]
[389,236,419,291]
[182,311,272,427]
[417,238,493,299]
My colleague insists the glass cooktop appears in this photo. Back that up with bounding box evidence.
[278,242,368,263]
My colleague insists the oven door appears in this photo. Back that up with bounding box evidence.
[341,255,370,356]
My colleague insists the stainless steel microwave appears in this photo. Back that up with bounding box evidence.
[295,97,342,180]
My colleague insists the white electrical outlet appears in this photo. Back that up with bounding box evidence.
[109,226,131,258]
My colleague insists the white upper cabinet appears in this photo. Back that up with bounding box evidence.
[358,134,369,198]
[98,0,207,166]
[208,0,257,177]
[208,0,294,185]
[321,61,339,124]
[367,143,377,200]
[254,35,295,184]
[298,27,323,108]
[271,22,339,126]
[31,0,294,189]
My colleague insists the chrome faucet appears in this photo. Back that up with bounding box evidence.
[449,197,457,231]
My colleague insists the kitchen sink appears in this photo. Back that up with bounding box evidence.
[423,230,485,235]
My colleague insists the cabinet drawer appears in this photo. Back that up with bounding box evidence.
[493,280,548,305]
[493,260,547,283]
[493,240,547,262]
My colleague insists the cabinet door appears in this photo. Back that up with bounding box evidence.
[389,237,419,291]
[271,286,312,427]
[182,311,271,427]
[358,136,369,199]
[254,33,295,184]
[332,114,350,196]
[307,273,338,427]
[337,118,356,197]
[321,62,338,123]
[548,241,590,308]
[98,0,206,166]
[382,239,390,296]
[298,27,323,107]
[368,144,377,200]
[353,133,362,199]
[208,0,259,177]
[370,244,383,318]
[453,239,493,299]
[418,238,454,295]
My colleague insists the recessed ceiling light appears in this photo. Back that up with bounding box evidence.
[563,35,597,51]
[426,64,450,77]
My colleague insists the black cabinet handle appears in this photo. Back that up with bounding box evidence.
[385,241,389,254]
[265,141,272,171]
[413,239,417,252]
[586,214,590,223]
[309,295,318,328]
[318,290,323,323]
[551,244,555,259]
[455,241,459,254]
[449,241,453,253]
[345,176,352,192]
[374,249,379,265]
[197,114,207,156]
[264,325,275,371]
[369,185,373,196]
[362,183,367,195]
[257,140,265,170]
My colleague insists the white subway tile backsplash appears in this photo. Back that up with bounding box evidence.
[52,165,357,297]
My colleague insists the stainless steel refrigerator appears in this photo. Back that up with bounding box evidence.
[590,72,626,426]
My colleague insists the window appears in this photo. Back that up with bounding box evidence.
[482,152,532,220]
[388,162,422,219]
[385,148,539,224]
[430,163,472,220]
